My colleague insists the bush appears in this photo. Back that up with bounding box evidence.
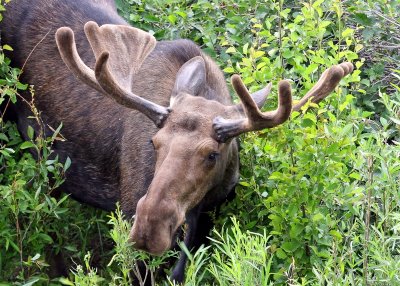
[1,0,399,285]
[0,17,111,283]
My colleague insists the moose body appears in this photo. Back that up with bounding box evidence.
[2,0,236,212]
[1,0,353,283]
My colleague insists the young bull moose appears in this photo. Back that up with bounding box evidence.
[1,0,353,283]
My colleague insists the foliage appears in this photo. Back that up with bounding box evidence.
[345,0,400,114]
[0,30,68,283]
[207,218,274,286]
[0,3,112,282]
[1,0,399,285]
[65,205,176,286]
[168,218,274,286]
[118,0,399,284]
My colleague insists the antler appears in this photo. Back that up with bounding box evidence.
[55,21,170,127]
[213,62,354,142]
[292,62,354,112]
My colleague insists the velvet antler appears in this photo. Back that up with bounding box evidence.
[213,62,354,142]
[55,21,170,127]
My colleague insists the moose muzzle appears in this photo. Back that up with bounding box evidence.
[129,194,185,255]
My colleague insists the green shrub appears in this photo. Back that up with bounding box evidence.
[0,6,111,283]
[1,0,399,285]
[346,0,400,115]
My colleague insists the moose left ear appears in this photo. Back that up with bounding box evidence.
[171,56,206,105]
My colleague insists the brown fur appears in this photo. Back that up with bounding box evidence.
[1,0,240,282]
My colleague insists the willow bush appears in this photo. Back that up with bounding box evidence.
[1,0,399,285]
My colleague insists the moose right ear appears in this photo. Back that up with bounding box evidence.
[171,56,206,105]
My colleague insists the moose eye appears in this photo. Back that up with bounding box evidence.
[207,152,219,162]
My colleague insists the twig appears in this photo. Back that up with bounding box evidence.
[372,10,400,29]
[278,0,283,78]
[19,29,52,76]
[0,97,11,122]
[370,44,400,50]
[134,262,145,286]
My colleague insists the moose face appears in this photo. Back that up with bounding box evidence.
[128,56,235,255]
[129,95,232,255]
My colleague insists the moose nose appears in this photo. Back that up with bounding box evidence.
[129,222,167,255]
[129,225,147,251]
[129,195,180,256]
[129,226,171,256]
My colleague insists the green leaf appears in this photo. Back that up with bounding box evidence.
[341,28,354,38]
[38,233,54,244]
[27,126,34,140]
[253,51,265,59]
[0,133,9,142]
[22,278,40,286]
[390,117,400,125]
[354,13,372,26]
[242,43,249,55]
[312,213,325,222]
[361,111,374,118]
[64,157,72,171]
[276,248,287,259]
[269,171,283,180]
[225,47,236,54]
[289,223,304,238]
[167,14,177,25]
[16,82,28,90]
[312,0,324,8]
[64,245,78,252]
[20,141,36,149]
[243,77,254,84]
[59,278,74,286]
[223,67,235,73]
[329,230,343,240]
[281,241,300,252]
[349,172,361,180]
[304,63,318,77]
[302,113,317,127]
[239,181,250,187]
[143,14,159,22]
[2,44,13,51]
[0,148,15,157]
[175,11,187,18]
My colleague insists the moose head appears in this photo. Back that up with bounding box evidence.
[55,21,353,255]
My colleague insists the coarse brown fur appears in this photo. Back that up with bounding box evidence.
[1,0,238,209]
[1,0,240,282]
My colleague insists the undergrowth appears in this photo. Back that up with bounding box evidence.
[1,0,399,285]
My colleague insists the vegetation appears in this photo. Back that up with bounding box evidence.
[1,0,399,285]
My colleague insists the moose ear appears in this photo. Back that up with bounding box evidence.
[171,56,206,104]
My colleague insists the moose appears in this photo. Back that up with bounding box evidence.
[1,0,353,283]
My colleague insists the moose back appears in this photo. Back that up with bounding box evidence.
[1,0,353,282]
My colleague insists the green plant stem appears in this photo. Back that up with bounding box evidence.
[363,156,374,286]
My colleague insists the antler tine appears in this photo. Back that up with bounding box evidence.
[232,75,292,125]
[55,27,104,94]
[56,22,170,127]
[213,62,353,142]
[292,62,354,112]
[95,51,170,127]
[213,75,292,142]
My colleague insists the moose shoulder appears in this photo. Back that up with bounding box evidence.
[1,0,353,283]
